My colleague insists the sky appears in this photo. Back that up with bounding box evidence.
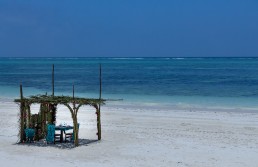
[0,0,258,57]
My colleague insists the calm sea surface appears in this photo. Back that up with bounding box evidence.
[1,57,258,108]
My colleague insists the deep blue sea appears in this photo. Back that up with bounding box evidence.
[1,57,258,109]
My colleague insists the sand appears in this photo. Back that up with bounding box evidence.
[0,99,258,167]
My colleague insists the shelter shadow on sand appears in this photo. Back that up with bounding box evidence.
[15,139,99,149]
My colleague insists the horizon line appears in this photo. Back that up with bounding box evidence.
[1,56,258,58]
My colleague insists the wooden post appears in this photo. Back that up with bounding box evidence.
[40,104,46,137]
[26,105,31,128]
[73,114,79,146]
[73,85,75,99]
[50,104,57,124]
[64,104,80,147]
[72,85,76,112]
[97,64,102,140]
[52,64,54,97]
[19,84,24,142]
[71,85,78,146]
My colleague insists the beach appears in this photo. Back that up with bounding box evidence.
[1,98,258,167]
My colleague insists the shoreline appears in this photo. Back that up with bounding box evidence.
[2,94,258,114]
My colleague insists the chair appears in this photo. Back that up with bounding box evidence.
[64,123,80,142]
[46,124,61,144]
[46,124,55,143]
[25,128,35,142]
[54,132,61,144]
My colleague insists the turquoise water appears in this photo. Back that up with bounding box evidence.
[1,57,258,109]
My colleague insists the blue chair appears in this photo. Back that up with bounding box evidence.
[64,123,80,142]
[46,124,61,144]
[25,128,35,142]
[46,124,55,143]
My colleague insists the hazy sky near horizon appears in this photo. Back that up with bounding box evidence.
[0,0,258,57]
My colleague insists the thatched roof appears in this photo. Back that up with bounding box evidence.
[14,95,105,107]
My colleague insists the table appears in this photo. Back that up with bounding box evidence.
[55,125,73,143]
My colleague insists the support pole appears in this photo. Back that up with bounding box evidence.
[52,64,54,97]
[26,105,31,128]
[19,84,24,142]
[73,85,75,100]
[72,85,76,112]
[97,64,102,140]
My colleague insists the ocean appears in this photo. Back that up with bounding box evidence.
[1,57,258,109]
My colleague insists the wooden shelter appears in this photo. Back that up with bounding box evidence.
[14,64,104,147]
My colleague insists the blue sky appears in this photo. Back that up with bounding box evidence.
[0,0,258,57]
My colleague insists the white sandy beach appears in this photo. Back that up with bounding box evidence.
[0,99,258,167]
